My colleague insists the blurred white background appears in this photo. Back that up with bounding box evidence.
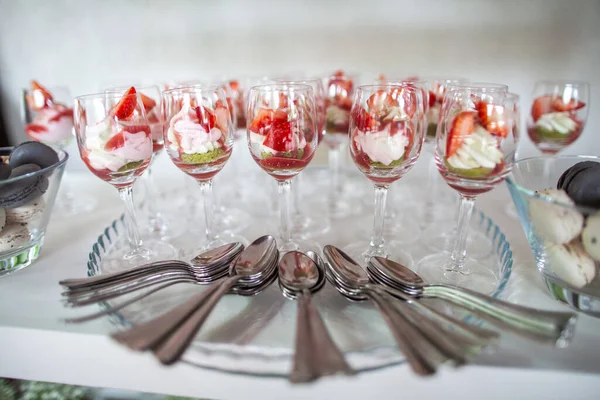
[0,0,598,159]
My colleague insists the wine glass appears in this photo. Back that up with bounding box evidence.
[246,83,319,253]
[73,88,177,268]
[104,85,183,239]
[344,84,425,266]
[274,77,329,239]
[322,70,363,218]
[22,81,98,215]
[162,85,243,256]
[527,80,589,155]
[417,86,520,294]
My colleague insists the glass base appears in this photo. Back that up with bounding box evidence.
[416,253,500,295]
[100,238,179,273]
[292,212,331,239]
[277,238,323,257]
[343,240,414,270]
[421,223,493,259]
[182,232,249,261]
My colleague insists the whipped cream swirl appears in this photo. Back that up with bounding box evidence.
[354,124,409,166]
[535,112,578,135]
[447,125,503,170]
[167,109,222,155]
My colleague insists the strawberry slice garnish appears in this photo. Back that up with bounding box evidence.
[249,108,288,133]
[194,105,216,132]
[114,87,137,120]
[214,100,230,132]
[390,87,417,119]
[447,111,476,157]
[140,93,156,112]
[531,95,553,122]
[366,90,398,114]
[263,120,294,152]
[353,107,380,132]
[552,97,586,112]
[27,80,54,110]
[228,80,240,92]
[105,131,127,151]
[25,123,48,139]
[428,91,437,108]
[476,101,508,137]
[122,124,151,136]
[48,107,74,123]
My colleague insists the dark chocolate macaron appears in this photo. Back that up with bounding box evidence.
[9,141,59,169]
[0,163,10,180]
[557,161,600,191]
[564,166,600,209]
[0,163,48,208]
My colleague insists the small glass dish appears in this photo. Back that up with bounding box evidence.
[0,147,67,276]
[507,155,600,317]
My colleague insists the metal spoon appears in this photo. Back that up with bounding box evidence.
[111,236,276,355]
[369,256,577,347]
[59,242,243,290]
[150,235,279,365]
[278,251,355,383]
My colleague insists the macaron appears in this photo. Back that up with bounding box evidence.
[0,208,5,232]
[582,212,600,262]
[547,240,596,288]
[9,141,59,169]
[528,189,584,244]
[5,198,45,224]
[0,223,30,253]
[0,163,10,180]
[0,175,49,209]
[563,166,600,209]
[556,161,600,190]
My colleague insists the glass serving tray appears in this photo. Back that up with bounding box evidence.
[83,181,513,376]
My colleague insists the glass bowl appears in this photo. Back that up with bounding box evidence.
[507,155,600,316]
[0,147,67,276]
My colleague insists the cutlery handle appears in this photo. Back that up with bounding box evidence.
[426,285,577,346]
[63,280,190,324]
[368,284,499,345]
[290,291,355,383]
[64,273,193,307]
[111,280,225,351]
[59,260,183,289]
[63,268,185,294]
[152,277,241,365]
[367,291,440,376]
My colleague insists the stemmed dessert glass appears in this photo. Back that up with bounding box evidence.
[274,78,329,239]
[104,85,182,239]
[323,70,362,218]
[527,80,589,155]
[73,88,177,268]
[417,86,520,293]
[22,82,98,215]
[344,84,425,266]
[162,85,241,256]
[246,84,319,253]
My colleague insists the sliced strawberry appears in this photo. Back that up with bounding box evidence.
[552,97,585,112]
[263,120,294,152]
[447,111,476,157]
[366,90,398,114]
[377,74,387,82]
[391,87,417,119]
[114,87,137,120]
[476,101,508,137]
[248,108,288,133]
[140,93,156,112]
[194,105,216,131]
[27,80,54,110]
[214,100,230,132]
[353,107,380,132]
[428,90,437,108]
[531,95,553,122]
[335,96,353,111]
[105,131,127,151]
[25,123,48,139]
[48,106,73,123]
[228,80,240,92]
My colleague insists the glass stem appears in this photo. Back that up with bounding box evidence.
[278,180,293,251]
[368,184,389,256]
[292,175,302,220]
[118,186,143,251]
[199,180,216,244]
[144,162,161,229]
[423,150,438,227]
[328,146,341,212]
[448,195,476,274]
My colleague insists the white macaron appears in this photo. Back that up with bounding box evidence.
[528,189,584,245]
[0,223,30,252]
[582,212,600,262]
[547,240,596,288]
[5,198,45,224]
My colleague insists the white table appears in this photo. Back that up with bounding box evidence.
[1,152,599,400]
